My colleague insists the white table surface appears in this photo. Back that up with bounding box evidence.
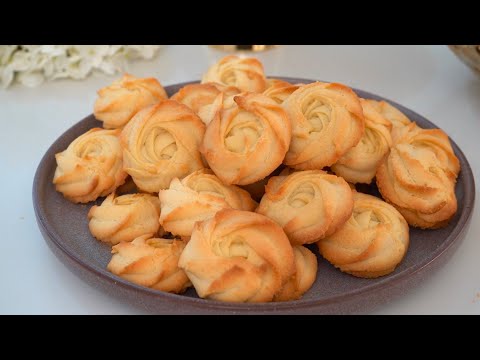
[1,45,478,315]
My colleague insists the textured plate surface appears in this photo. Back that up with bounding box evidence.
[33,78,475,314]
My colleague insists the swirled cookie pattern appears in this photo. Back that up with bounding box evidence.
[171,82,240,125]
[331,98,393,184]
[159,169,257,237]
[88,193,161,245]
[256,169,353,245]
[263,79,300,104]
[51,58,463,303]
[108,234,191,293]
[202,55,267,93]
[53,128,127,203]
[178,209,295,302]
[274,245,318,301]
[283,82,365,169]
[365,99,411,129]
[94,73,167,129]
[318,192,409,278]
[121,100,205,192]
[201,93,291,185]
[376,122,459,228]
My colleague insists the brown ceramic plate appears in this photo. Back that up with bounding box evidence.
[33,78,475,314]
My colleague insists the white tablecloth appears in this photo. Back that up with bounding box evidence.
[1,45,478,314]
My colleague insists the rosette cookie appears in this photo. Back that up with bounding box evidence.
[94,74,167,129]
[365,99,411,129]
[108,234,191,293]
[121,100,206,193]
[170,82,240,124]
[283,82,365,170]
[390,122,460,178]
[202,55,267,93]
[331,99,393,184]
[200,93,291,185]
[366,99,412,143]
[263,79,300,104]
[274,245,318,302]
[53,128,127,203]
[317,192,409,278]
[88,193,162,245]
[376,122,460,228]
[159,169,257,237]
[178,209,295,303]
[256,170,353,245]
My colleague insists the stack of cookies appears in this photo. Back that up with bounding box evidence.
[52,55,460,303]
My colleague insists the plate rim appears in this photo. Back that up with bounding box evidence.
[33,77,476,312]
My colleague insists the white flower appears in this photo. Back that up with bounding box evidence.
[17,71,44,87]
[106,45,123,56]
[0,45,164,88]
[66,58,93,80]
[39,45,67,57]
[9,50,35,71]
[70,45,109,67]
[1,65,14,88]
[50,54,70,79]
[0,46,19,66]
[43,57,55,78]
[124,45,160,60]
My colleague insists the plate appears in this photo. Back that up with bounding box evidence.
[33,77,475,314]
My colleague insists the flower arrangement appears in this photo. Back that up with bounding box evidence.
[0,45,163,88]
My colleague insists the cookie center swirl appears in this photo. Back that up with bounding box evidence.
[224,113,262,153]
[359,128,376,152]
[303,99,332,132]
[288,182,315,208]
[353,209,381,229]
[220,69,236,86]
[77,139,104,159]
[143,128,177,161]
[189,178,226,198]
[212,236,251,259]
[406,143,440,169]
